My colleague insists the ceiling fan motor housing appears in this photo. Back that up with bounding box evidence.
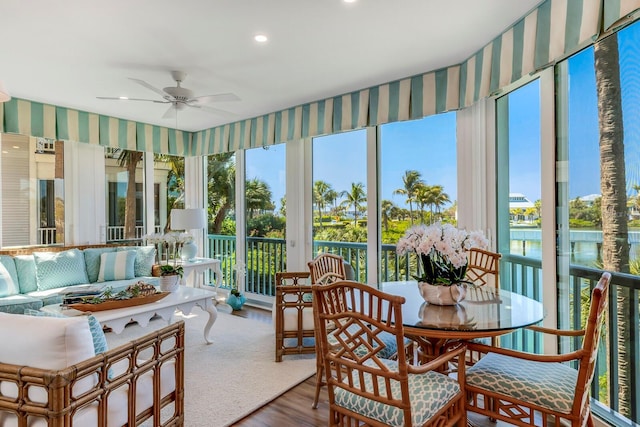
[163,86,194,102]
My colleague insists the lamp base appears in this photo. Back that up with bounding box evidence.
[181,241,198,261]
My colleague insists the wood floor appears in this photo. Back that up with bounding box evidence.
[227,305,513,427]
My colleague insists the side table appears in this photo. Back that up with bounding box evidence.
[177,257,223,299]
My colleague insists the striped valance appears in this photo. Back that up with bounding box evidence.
[1,99,190,156]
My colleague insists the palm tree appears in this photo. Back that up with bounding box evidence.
[380,199,394,231]
[414,184,431,223]
[394,170,424,225]
[594,32,631,416]
[341,182,366,226]
[246,178,273,218]
[207,153,235,234]
[313,180,332,226]
[117,149,144,239]
[429,185,450,222]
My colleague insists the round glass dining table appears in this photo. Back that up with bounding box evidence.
[382,281,546,354]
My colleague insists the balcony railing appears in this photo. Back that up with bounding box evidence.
[207,233,640,425]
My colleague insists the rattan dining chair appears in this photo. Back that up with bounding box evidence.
[308,253,348,408]
[465,248,502,347]
[464,271,611,427]
[273,271,314,362]
[313,280,467,427]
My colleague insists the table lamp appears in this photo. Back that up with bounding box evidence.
[171,208,206,261]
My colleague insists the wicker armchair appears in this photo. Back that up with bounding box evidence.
[273,271,314,362]
[465,272,611,427]
[0,318,185,427]
[313,280,467,426]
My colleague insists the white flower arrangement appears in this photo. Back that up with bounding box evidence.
[396,222,489,286]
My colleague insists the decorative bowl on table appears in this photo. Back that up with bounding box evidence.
[69,282,169,312]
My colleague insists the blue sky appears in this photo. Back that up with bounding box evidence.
[244,22,640,211]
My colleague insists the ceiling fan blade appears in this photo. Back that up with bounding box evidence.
[129,78,169,99]
[162,105,177,119]
[97,96,169,103]
[189,93,240,105]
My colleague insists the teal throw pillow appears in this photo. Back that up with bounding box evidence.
[117,246,156,277]
[34,249,89,291]
[97,250,136,282]
[83,247,117,283]
[0,256,20,297]
[23,309,109,355]
[14,255,37,293]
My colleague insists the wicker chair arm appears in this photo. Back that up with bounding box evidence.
[409,344,467,375]
[466,340,584,363]
[526,324,585,337]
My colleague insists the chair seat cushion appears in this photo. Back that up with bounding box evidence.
[466,352,578,414]
[334,359,460,426]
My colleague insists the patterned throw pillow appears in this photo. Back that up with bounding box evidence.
[83,247,117,283]
[34,249,89,291]
[97,251,136,282]
[23,309,108,355]
[117,246,156,277]
[14,255,37,293]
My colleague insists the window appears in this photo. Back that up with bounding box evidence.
[244,145,286,297]
[380,114,457,282]
[312,130,367,281]
[1,134,64,247]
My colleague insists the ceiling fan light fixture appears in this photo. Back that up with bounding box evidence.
[164,85,194,101]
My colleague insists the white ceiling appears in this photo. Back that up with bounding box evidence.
[2,0,541,132]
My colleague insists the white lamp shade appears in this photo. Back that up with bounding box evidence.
[171,208,206,230]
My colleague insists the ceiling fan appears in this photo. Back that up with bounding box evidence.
[97,70,239,119]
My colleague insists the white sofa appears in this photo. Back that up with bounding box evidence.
[0,312,184,426]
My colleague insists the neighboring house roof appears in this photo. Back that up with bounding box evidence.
[509,193,535,209]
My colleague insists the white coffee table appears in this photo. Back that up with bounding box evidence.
[42,286,218,344]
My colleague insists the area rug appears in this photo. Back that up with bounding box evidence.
[106,309,316,427]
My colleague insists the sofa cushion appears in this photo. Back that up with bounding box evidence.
[34,249,89,291]
[0,256,20,297]
[0,294,43,313]
[0,311,95,368]
[24,309,109,355]
[83,247,117,283]
[117,246,156,277]
[14,254,37,293]
[97,250,136,282]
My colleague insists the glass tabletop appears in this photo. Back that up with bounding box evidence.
[382,281,545,334]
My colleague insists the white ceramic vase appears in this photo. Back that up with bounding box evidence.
[417,281,466,305]
[160,274,180,292]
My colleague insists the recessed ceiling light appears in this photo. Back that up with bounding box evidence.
[119,96,129,100]
[254,34,268,43]
[344,0,357,3]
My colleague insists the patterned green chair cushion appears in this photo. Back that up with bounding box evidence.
[466,352,578,414]
[14,255,37,293]
[117,246,156,277]
[0,256,20,297]
[34,249,89,291]
[334,359,460,426]
[83,247,117,283]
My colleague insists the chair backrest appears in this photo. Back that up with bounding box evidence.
[312,280,413,422]
[308,253,346,285]
[465,248,501,289]
[574,271,611,414]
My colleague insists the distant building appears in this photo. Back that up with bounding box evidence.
[509,193,537,223]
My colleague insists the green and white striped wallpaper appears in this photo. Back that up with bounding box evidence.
[1,0,638,156]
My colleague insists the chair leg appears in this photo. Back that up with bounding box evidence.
[312,360,324,409]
